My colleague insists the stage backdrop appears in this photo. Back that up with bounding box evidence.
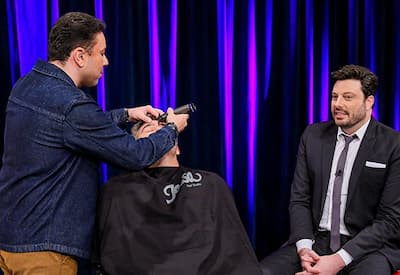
[1,0,400,272]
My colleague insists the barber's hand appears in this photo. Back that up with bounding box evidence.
[298,248,320,274]
[126,105,162,123]
[304,254,345,275]
[166,107,189,133]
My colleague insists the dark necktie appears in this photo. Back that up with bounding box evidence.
[330,134,356,252]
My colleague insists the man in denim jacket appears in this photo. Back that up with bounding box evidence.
[0,12,188,274]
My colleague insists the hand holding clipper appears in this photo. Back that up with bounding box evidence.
[158,103,197,123]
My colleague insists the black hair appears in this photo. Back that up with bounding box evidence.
[331,64,378,98]
[48,12,106,62]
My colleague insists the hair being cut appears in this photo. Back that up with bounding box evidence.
[48,12,106,62]
[331,64,378,98]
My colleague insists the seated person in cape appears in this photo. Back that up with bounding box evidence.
[96,118,262,275]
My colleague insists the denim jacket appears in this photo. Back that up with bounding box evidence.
[0,60,177,259]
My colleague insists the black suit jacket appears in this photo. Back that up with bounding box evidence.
[288,118,400,268]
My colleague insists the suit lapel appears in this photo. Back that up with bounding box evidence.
[346,119,377,205]
[320,126,337,215]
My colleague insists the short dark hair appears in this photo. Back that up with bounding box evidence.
[131,123,142,139]
[131,120,167,139]
[331,64,378,98]
[48,12,106,62]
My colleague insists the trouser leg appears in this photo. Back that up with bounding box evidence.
[0,250,78,275]
[260,244,302,275]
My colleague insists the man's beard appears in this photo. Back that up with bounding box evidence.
[333,104,368,131]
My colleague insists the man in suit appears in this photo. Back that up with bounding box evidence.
[261,64,400,275]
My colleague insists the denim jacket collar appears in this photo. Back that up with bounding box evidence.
[32,59,76,87]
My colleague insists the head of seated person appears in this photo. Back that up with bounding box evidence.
[132,120,180,168]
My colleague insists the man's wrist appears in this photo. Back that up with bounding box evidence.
[336,249,353,266]
[296,239,314,252]
[165,122,178,135]
[123,108,130,122]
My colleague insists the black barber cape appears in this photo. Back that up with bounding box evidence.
[97,167,262,275]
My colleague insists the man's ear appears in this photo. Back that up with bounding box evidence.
[71,47,86,68]
[366,95,375,111]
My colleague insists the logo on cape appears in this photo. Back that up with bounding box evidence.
[163,171,202,204]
